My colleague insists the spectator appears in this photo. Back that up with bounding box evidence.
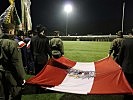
[50,31,64,58]
[0,23,26,100]
[108,30,124,63]
[118,31,133,100]
[30,24,52,75]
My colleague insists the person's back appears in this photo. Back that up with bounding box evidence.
[108,31,124,62]
[118,31,133,100]
[31,35,49,55]
[110,37,123,57]
[1,39,25,100]
[0,39,25,80]
[118,36,133,74]
[50,31,64,58]
[30,24,51,75]
[0,23,25,100]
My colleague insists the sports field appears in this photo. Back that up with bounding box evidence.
[22,41,124,100]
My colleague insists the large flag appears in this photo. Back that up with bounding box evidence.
[0,4,14,24]
[9,0,15,5]
[0,3,22,30]
[21,0,32,31]
[26,57,133,94]
[18,41,26,48]
[13,6,22,30]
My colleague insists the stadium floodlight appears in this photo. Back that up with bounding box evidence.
[64,4,72,36]
[64,4,72,13]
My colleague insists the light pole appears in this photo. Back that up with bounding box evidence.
[64,4,72,36]
[122,1,125,32]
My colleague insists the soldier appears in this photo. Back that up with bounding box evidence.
[0,23,26,100]
[30,24,52,75]
[50,31,64,58]
[108,30,124,63]
[118,31,133,100]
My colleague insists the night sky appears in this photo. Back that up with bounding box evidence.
[1,0,133,35]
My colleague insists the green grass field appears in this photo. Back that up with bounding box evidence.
[22,41,124,100]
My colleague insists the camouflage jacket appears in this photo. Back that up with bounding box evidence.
[109,37,124,58]
[0,38,25,86]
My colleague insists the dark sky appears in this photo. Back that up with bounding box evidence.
[1,0,133,35]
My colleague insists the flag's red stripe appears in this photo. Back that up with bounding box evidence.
[19,43,25,48]
[26,56,76,86]
[27,65,67,86]
[89,57,133,94]
[53,56,76,68]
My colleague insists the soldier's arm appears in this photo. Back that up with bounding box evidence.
[59,39,64,55]
[108,39,116,56]
[118,41,125,66]
[46,38,52,58]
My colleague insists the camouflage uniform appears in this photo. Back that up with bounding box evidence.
[50,36,64,58]
[0,33,25,100]
[109,37,124,63]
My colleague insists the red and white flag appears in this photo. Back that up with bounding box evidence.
[26,56,133,94]
[18,41,26,48]
[26,40,30,48]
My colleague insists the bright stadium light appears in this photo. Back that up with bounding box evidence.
[64,4,72,13]
[64,4,72,36]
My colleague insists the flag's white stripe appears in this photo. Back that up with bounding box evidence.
[73,62,95,71]
[27,41,30,48]
[47,62,95,94]
[18,41,24,45]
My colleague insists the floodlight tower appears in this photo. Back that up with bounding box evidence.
[122,1,125,32]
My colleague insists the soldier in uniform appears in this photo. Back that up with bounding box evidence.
[0,23,26,100]
[108,30,124,63]
[30,24,52,75]
[50,31,64,58]
[118,31,133,100]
